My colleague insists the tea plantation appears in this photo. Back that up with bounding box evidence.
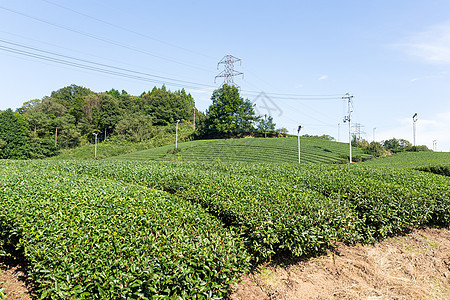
[1,155,449,299]
[109,137,372,164]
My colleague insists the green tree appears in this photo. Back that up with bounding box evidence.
[256,115,276,136]
[51,85,92,122]
[0,109,30,159]
[52,114,80,148]
[383,138,412,152]
[24,111,50,138]
[114,113,155,142]
[16,99,41,115]
[141,86,193,126]
[205,85,257,137]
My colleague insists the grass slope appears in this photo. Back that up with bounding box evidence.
[108,137,372,164]
[360,151,450,168]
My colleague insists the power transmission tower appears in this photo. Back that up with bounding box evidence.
[352,122,365,141]
[215,55,243,88]
[342,93,353,163]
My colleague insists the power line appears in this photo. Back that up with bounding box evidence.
[0,39,215,89]
[0,5,213,73]
[0,29,204,81]
[40,0,217,61]
[0,37,347,112]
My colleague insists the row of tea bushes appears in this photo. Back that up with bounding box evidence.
[0,161,250,299]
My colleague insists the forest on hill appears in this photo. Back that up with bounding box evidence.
[0,84,279,159]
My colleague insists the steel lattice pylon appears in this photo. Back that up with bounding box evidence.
[215,55,243,88]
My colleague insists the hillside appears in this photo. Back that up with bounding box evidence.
[108,137,372,164]
[359,151,450,168]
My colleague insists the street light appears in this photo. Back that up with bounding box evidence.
[412,113,418,146]
[92,133,98,158]
[297,125,303,164]
[175,120,180,149]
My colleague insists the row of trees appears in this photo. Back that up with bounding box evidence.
[354,137,430,158]
[1,84,281,159]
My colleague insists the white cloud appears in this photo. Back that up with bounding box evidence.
[318,75,328,81]
[295,83,303,88]
[395,24,450,64]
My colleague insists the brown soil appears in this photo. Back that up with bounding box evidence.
[0,228,448,299]
[0,257,31,300]
[230,227,450,300]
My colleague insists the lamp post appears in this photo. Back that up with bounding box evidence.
[297,125,303,164]
[175,120,180,149]
[92,133,98,158]
[412,113,418,146]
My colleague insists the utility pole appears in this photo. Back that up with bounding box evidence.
[175,120,180,149]
[54,128,58,148]
[264,114,267,138]
[342,93,353,163]
[297,125,303,164]
[92,133,98,158]
[373,127,376,142]
[338,123,340,142]
[215,55,243,88]
[412,113,418,146]
[193,101,196,131]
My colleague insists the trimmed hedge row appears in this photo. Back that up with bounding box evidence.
[0,161,250,299]
[66,161,449,258]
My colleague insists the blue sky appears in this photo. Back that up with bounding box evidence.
[1,0,450,151]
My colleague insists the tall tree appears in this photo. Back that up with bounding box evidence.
[0,109,30,158]
[51,85,92,122]
[205,84,257,137]
[141,86,193,126]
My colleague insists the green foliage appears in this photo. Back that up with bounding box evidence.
[360,151,450,169]
[383,138,412,153]
[49,124,194,160]
[303,134,335,141]
[0,161,250,299]
[416,165,450,177]
[9,84,197,158]
[0,158,448,298]
[0,109,30,159]
[141,86,193,126]
[0,287,5,300]
[64,160,449,260]
[205,85,257,137]
[256,115,277,136]
[405,145,431,152]
[362,141,389,157]
[110,137,372,163]
[114,113,155,142]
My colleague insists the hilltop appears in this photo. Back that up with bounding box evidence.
[108,136,372,164]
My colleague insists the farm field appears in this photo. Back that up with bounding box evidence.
[108,137,372,164]
[0,158,449,299]
[360,151,450,168]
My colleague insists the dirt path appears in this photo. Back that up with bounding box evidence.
[0,228,448,299]
[0,257,31,300]
[230,228,450,300]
